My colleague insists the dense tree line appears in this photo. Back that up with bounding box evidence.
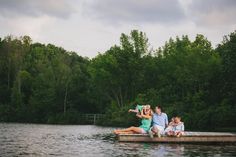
[0,30,235,131]
[0,36,94,123]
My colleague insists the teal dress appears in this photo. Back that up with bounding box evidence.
[139,118,152,132]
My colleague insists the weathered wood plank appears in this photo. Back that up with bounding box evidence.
[117,132,236,143]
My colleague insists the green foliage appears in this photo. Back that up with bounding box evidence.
[98,31,235,131]
[217,31,236,105]
[0,36,94,124]
[0,30,235,131]
[89,30,150,109]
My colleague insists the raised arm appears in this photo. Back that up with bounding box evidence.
[140,109,151,119]
[129,109,138,113]
[136,113,142,118]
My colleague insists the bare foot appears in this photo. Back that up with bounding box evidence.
[167,131,172,136]
[176,133,181,137]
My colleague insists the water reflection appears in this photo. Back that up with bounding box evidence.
[0,123,235,157]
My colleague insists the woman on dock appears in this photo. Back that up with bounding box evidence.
[114,106,152,134]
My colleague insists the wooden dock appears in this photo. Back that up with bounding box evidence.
[117,132,236,143]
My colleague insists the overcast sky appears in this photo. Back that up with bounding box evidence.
[0,0,235,58]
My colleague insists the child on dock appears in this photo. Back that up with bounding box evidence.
[164,117,175,132]
[129,104,151,115]
[165,116,184,137]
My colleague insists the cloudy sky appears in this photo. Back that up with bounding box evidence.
[0,0,235,58]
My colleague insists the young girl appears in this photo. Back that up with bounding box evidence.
[166,116,184,137]
[114,107,152,134]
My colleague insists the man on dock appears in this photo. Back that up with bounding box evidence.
[148,105,168,138]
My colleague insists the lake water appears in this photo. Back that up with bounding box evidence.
[0,123,235,157]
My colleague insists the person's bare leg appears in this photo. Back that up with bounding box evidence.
[114,126,143,134]
[115,126,135,132]
[122,131,134,134]
[114,129,124,134]
[148,129,154,138]
[114,127,138,134]
[151,126,158,134]
[114,128,130,134]
[152,126,161,137]
[129,127,143,134]
[114,130,120,134]
[166,131,172,136]
[115,131,135,134]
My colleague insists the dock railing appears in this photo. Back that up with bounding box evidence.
[78,114,105,125]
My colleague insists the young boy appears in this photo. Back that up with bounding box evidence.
[164,117,175,133]
[166,116,184,137]
[129,104,151,115]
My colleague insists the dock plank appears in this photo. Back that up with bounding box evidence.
[117,132,236,143]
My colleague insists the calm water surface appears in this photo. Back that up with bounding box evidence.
[0,123,235,156]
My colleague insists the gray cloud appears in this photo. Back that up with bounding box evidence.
[84,0,186,24]
[0,0,75,19]
[190,0,236,13]
[0,0,235,58]
[188,0,236,26]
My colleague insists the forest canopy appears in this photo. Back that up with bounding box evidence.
[0,30,235,131]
